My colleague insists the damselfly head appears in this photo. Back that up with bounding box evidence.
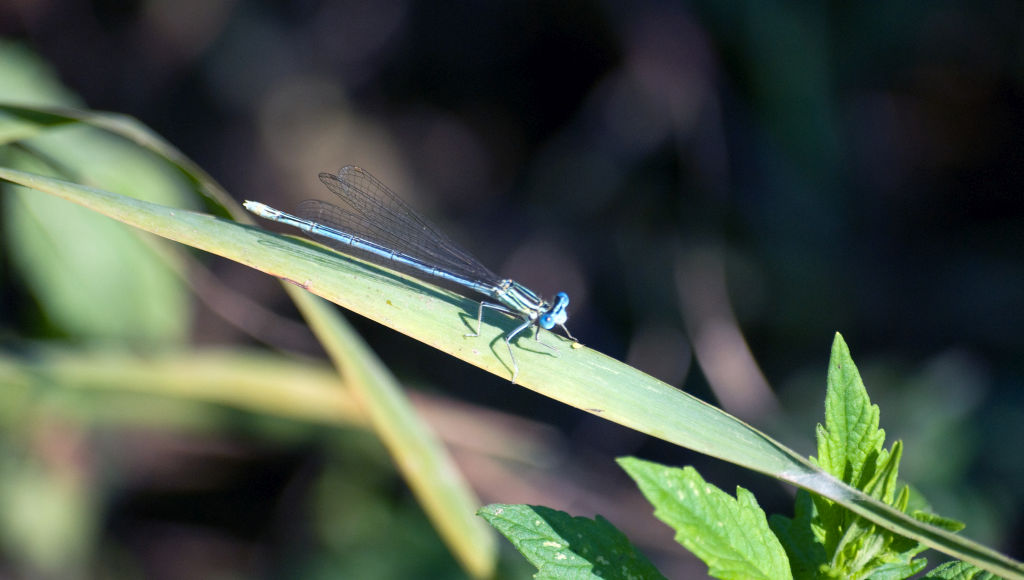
[539,292,570,329]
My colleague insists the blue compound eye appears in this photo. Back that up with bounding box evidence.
[539,293,569,330]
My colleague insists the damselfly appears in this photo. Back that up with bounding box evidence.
[244,166,576,382]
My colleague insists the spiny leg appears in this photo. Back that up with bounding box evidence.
[532,325,559,353]
[559,323,578,342]
[465,301,514,338]
[504,318,534,383]
[465,301,525,381]
[532,320,579,353]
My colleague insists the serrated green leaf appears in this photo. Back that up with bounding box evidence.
[817,334,887,487]
[924,561,999,580]
[892,486,910,513]
[826,507,930,580]
[863,441,902,505]
[828,442,910,575]
[770,491,828,578]
[803,337,938,580]
[813,334,888,564]
[478,504,665,580]
[861,559,929,580]
[912,512,966,533]
[619,457,791,580]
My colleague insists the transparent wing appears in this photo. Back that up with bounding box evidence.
[295,166,501,287]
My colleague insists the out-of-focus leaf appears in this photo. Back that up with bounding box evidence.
[0,41,195,343]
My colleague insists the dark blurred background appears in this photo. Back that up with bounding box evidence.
[1,0,1022,577]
